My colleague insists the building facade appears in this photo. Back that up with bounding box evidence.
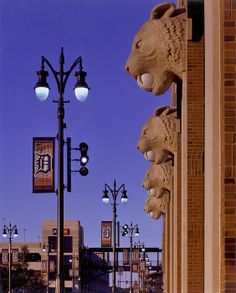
[125,0,236,292]
[41,220,84,292]
[0,241,42,272]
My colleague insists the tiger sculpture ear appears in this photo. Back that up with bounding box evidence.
[154,106,171,116]
[154,106,177,117]
[151,2,176,20]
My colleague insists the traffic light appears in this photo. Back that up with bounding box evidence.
[79,142,89,176]
[122,224,129,236]
[79,142,89,166]
[67,138,90,191]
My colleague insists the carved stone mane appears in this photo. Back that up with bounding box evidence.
[154,7,186,77]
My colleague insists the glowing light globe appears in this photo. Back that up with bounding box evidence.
[74,87,89,102]
[35,87,49,101]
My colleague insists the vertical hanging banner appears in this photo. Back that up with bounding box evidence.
[50,260,55,272]
[123,248,129,265]
[33,137,55,193]
[140,260,146,272]
[101,221,112,247]
[132,264,139,272]
[42,260,48,273]
[132,248,140,264]
[12,249,19,265]
[2,249,8,265]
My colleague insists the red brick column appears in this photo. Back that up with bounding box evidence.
[185,38,205,293]
[222,0,236,291]
[176,133,182,292]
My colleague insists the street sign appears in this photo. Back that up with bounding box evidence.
[123,248,129,265]
[132,248,140,264]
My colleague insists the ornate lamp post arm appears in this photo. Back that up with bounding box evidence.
[63,56,82,89]
[41,56,60,92]
[104,183,114,194]
[116,184,125,194]
[41,49,86,98]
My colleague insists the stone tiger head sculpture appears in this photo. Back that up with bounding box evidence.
[137,106,177,164]
[143,160,173,198]
[144,193,170,220]
[125,2,186,95]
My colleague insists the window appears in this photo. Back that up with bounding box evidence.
[48,236,73,253]
[64,236,72,253]
[48,236,57,252]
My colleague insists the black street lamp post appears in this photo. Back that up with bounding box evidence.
[102,179,128,293]
[34,47,90,293]
[122,222,140,293]
[2,222,18,293]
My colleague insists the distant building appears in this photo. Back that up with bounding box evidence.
[0,220,109,293]
[42,220,84,293]
[0,241,42,271]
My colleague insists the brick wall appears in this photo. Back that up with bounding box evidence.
[176,134,182,292]
[162,215,166,277]
[222,0,236,292]
[185,38,205,293]
[172,131,182,293]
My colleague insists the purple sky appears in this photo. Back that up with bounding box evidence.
[0,0,170,250]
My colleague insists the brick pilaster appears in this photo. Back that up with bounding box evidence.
[222,1,236,292]
[184,38,205,293]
